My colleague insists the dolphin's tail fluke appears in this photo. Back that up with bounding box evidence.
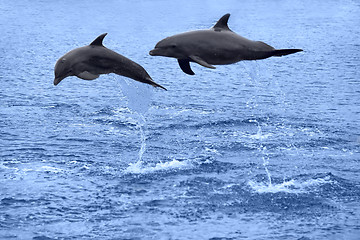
[273,49,303,57]
[143,77,167,91]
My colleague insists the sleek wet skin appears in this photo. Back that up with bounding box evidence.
[149,14,303,75]
[54,33,166,90]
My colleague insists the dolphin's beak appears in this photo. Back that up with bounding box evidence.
[54,76,65,86]
[149,48,159,56]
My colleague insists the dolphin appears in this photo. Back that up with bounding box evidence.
[149,14,303,75]
[54,33,166,90]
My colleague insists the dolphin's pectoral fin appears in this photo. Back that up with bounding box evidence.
[77,71,100,80]
[178,59,195,75]
[189,56,216,69]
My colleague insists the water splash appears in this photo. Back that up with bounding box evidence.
[114,75,153,162]
[137,113,146,161]
[124,159,192,174]
[262,155,272,186]
[243,62,273,186]
[248,175,335,194]
[243,61,260,110]
[115,75,154,114]
[255,119,272,186]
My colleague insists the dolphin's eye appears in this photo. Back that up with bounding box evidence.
[170,44,177,48]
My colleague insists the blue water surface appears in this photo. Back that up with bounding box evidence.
[1,0,359,239]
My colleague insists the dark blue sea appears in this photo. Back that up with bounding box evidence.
[1,0,359,239]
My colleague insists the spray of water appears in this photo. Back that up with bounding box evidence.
[253,118,272,186]
[137,113,146,161]
[243,62,273,186]
[114,75,153,162]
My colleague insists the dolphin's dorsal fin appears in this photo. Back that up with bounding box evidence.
[90,33,108,46]
[212,13,231,32]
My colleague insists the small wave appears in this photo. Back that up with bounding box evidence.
[124,159,192,174]
[93,118,135,128]
[248,175,335,194]
[156,117,262,131]
[248,132,272,140]
[23,166,65,174]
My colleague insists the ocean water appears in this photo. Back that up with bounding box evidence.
[1,0,359,239]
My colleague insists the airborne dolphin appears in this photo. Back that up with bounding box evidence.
[54,33,166,90]
[149,14,303,75]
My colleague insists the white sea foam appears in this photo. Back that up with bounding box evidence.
[204,147,220,155]
[124,159,192,174]
[23,166,64,173]
[38,166,64,173]
[249,132,272,140]
[248,175,334,194]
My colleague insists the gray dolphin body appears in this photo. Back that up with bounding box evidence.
[149,14,303,75]
[54,33,166,90]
